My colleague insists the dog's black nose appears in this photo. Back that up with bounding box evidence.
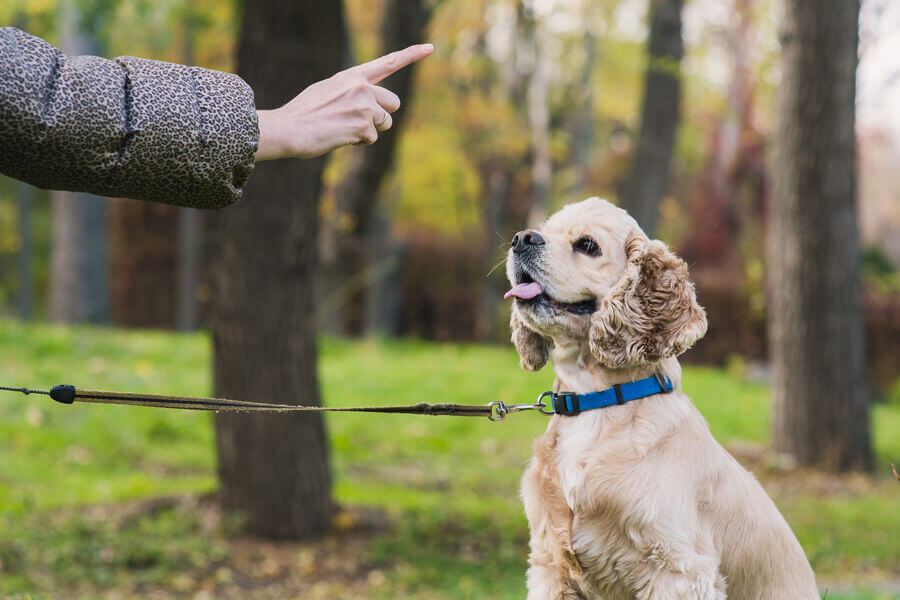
[511,230,545,254]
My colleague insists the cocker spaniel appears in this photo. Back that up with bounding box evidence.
[505,197,818,599]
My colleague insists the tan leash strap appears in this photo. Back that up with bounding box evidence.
[2,384,497,418]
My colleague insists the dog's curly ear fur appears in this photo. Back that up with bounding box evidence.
[511,311,551,372]
[590,234,707,368]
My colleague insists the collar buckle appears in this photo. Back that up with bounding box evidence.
[553,392,580,416]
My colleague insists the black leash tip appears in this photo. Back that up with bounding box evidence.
[50,384,76,404]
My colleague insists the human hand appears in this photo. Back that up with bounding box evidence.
[255,43,434,161]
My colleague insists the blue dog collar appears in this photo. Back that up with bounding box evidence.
[542,375,674,416]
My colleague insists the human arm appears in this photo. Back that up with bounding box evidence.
[0,27,258,209]
[0,28,432,207]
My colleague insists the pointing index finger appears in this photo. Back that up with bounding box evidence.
[357,43,434,84]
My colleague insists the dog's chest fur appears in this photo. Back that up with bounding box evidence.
[522,411,629,598]
[521,380,819,600]
[524,404,677,599]
[523,349,707,598]
[555,412,605,509]
[546,345,667,514]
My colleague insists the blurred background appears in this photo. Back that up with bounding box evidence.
[0,0,898,598]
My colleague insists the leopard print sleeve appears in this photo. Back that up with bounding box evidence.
[0,27,259,209]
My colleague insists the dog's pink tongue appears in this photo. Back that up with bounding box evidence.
[504,282,543,300]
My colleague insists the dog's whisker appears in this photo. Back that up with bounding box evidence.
[486,258,507,277]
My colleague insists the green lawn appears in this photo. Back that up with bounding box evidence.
[0,320,897,599]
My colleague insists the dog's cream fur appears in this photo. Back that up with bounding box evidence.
[507,198,818,599]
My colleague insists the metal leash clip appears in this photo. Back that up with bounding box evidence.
[488,391,554,421]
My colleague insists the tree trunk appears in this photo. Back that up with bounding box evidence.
[476,164,510,341]
[108,198,178,327]
[50,1,109,324]
[570,22,596,201]
[50,193,109,323]
[619,0,683,237]
[17,181,33,321]
[176,208,201,330]
[211,0,345,538]
[769,0,872,471]
[177,1,201,331]
[329,0,431,335]
[526,12,551,227]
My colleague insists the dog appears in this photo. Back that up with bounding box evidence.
[505,198,818,599]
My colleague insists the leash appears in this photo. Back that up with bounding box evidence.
[0,375,673,421]
[0,384,532,421]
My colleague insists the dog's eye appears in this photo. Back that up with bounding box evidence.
[573,237,601,257]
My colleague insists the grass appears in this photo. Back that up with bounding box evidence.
[0,320,898,599]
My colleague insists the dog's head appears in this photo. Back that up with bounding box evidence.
[506,197,707,371]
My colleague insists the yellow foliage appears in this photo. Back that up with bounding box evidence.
[391,124,482,240]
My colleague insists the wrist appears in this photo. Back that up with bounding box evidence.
[255,109,290,161]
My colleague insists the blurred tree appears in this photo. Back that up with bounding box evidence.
[17,181,33,321]
[107,199,178,327]
[769,0,872,471]
[176,0,201,331]
[176,209,201,330]
[471,0,531,340]
[50,0,109,324]
[526,4,551,227]
[328,0,434,336]
[11,12,35,322]
[105,0,227,329]
[681,0,767,271]
[569,10,596,201]
[619,0,683,237]
[211,0,345,537]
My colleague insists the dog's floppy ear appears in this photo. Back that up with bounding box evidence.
[590,233,707,368]
[510,311,550,372]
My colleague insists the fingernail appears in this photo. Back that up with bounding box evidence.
[421,43,434,53]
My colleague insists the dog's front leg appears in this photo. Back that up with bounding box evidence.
[523,438,592,599]
[526,563,587,600]
[633,553,727,600]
